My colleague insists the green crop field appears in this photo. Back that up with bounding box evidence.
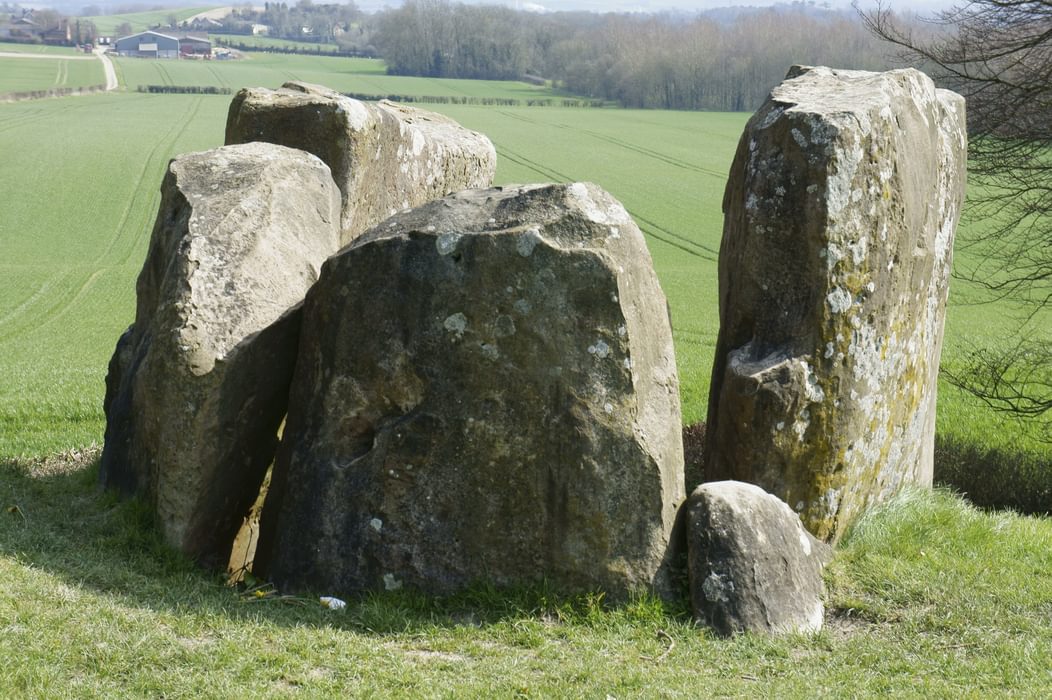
[81,7,218,35]
[0,42,82,55]
[211,32,351,53]
[113,54,569,102]
[0,55,104,93]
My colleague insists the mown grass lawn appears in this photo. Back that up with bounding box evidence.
[1,451,1048,696]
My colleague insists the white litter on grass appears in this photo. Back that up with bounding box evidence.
[320,596,347,611]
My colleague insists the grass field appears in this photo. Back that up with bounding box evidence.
[1,48,1050,697]
[0,42,82,55]
[211,32,350,53]
[113,54,569,102]
[81,7,218,36]
[0,55,104,94]
[0,452,1048,695]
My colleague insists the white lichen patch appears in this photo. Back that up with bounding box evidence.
[826,287,853,314]
[436,232,461,256]
[512,299,531,315]
[803,362,826,403]
[479,343,500,361]
[517,227,541,257]
[383,573,403,591]
[791,128,809,149]
[702,572,734,603]
[443,312,468,338]
[827,137,864,218]
[369,518,383,532]
[588,339,611,359]
[793,409,811,441]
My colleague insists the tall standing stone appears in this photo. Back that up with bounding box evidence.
[704,66,967,541]
[100,142,341,564]
[256,183,685,599]
[224,81,497,244]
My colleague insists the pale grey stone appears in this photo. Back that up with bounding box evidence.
[225,81,497,244]
[256,183,685,599]
[687,481,831,636]
[704,66,967,541]
[101,141,341,564]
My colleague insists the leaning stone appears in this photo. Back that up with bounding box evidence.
[224,81,497,244]
[704,66,967,541]
[687,481,830,636]
[100,142,341,565]
[256,183,685,599]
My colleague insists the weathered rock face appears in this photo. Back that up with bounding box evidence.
[687,481,830,636]
[224,81,497,243]
[257,183,684,599]
[704,66,967,541]
[100,142,341,565]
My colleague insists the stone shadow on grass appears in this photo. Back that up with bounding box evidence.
[0,449,692,635]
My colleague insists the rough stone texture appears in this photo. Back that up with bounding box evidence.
[704,66,967,542]
[256,183,684,599]
[224,81,497,243]
[100,142,341,564]
[687,481,831,636]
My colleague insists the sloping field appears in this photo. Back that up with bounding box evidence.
[114,54,569,102]
[81,7,218,35]
[0,55,104,93]
[0,94,224,454]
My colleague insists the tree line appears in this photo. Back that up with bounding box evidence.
[371,1,893,112]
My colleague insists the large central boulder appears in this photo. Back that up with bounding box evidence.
[100,142,341,564]
[225,82,497,243]
[704,66,967,541]
[256,183,685,599]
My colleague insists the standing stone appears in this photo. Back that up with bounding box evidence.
[100,142,341,565]
[704,66,967,541]
[687,481,830,636]
[257,183,684,599]
[224,81,497,243]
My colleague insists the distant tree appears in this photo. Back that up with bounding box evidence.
[862,1,1052,435]
[116,21,132,37]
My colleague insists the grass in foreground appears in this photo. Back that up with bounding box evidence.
[0,451,1049,696]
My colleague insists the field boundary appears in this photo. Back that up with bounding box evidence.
[0,84,108,103]
[342,91,605,108]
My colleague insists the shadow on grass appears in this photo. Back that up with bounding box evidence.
[934,434,1052,516]
[0,449,690,635]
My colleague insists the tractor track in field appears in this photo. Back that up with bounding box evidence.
[0,269,76,343]
[0,102,78,135]
[206,64,229,89]
[498,141,716,261]
[155,62,175,86]
[105,97,204,266]
[3,97,204,341]
[496,109,727,180]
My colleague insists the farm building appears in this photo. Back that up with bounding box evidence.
[114,31,211,59]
